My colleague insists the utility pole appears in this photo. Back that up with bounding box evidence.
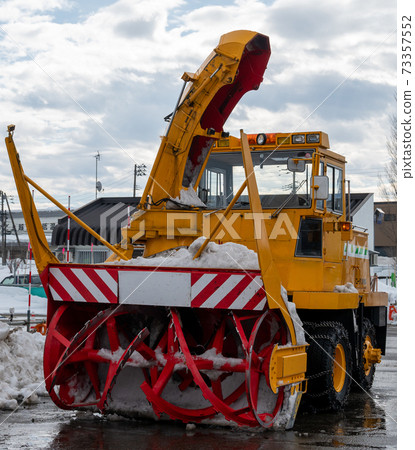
[1,191,7,265]
[95,151,102,199]
[133,163,147,197]
[5,194,20,247]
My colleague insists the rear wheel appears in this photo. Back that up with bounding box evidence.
[303,322,352,411]
[353,318,378,391]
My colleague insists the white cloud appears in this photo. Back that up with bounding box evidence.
[0,0,396,210]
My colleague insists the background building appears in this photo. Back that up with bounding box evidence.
[374,201,397,258]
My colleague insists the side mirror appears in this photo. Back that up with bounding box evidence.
[287,158,306,172]
[313,175,329,200]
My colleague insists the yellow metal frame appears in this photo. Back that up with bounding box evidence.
[239,130,299,344]
[5,126,130,274]
[5,126,59,274]
[140,30,269,210]
[269,344,308,392]
[292,292,360,310]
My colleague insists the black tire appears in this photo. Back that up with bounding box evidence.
[303,321,352,411]
[353,318,377,391]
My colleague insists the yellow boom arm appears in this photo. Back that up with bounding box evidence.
[5,125,59,273]
[139,30,270,210]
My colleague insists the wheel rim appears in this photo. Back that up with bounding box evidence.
[363,335,373,376]
[333,343,346,392]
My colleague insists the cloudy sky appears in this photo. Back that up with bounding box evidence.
[0,0,396,210]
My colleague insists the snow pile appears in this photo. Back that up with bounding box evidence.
[280,286,306,346]
[168,187,206,209]
[334,282,358,293]
[116,237,261,270]
[378,280,397,305]
[0,322,46,410]
[0,261,46,317]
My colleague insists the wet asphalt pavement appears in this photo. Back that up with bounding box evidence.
[0,326,397,449]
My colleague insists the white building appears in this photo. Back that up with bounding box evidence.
[7,210,64,242]
[349,193,374,251]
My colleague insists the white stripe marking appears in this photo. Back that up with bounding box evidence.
[95,269,118,295]
[191,273,217,298]
[72,269,110,303]
[228,277,263,309]
[200,274,245,309]
[49,285,63,301]
[50,268,86,302]
[253,298,267,310]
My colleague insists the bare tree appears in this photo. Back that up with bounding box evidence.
[377,110,397,263]
[378,112,397,201]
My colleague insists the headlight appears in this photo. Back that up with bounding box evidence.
[256,133,267,145]
[306,133,320,143]
[292,134,305,144]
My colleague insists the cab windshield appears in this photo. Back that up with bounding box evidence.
[198,149,314,209]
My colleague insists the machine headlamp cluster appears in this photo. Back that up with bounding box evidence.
[215,131,323,148]
[253,132,321,146]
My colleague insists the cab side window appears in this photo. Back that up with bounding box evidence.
[316,162,324,210]
[327,165,343,214]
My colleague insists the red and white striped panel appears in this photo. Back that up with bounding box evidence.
[190,272,267,310]
[49,267,118,304]
[48,266,267,311]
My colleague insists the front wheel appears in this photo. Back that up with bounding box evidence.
[303,322,352,411]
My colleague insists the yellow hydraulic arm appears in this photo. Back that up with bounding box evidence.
[239,130,299,344]
[139,30,270,210]
[5,125,59,274]
[5,125,130,274]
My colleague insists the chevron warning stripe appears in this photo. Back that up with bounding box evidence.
[49,266,118,303]
[48,266,267,311]
[190,272,267,310]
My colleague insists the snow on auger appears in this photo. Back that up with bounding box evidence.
[5,30,388,429]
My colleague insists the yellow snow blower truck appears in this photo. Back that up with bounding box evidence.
[5,30,387,429]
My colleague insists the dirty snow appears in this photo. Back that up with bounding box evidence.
[0,322,46,410]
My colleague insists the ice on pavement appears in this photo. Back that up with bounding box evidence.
[0,322,46,410]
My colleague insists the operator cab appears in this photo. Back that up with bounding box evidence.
[198,131,345,216]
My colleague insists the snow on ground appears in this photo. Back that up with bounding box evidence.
[378,280,397,305]
[0,322,46,410]
[0,286,47,316]
[0,260,46,317]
